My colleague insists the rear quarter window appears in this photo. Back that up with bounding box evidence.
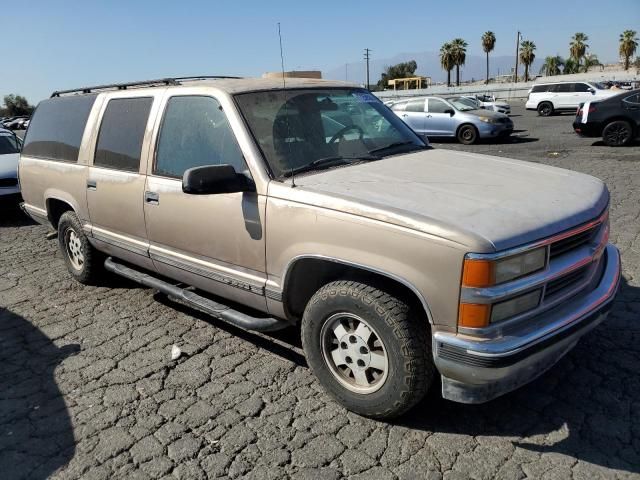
[22,95,97,162]
[531,85,549,93]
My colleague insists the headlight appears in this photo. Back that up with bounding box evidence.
[491,289,542,323]
[477,116,496,124]
[462,247,546,287]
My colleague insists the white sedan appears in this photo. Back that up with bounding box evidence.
[463,95,511,114]
[0,128,22,199]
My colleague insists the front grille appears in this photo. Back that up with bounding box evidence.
[0,178,17,188]
[544,265,589,300]
[549,226,598,258]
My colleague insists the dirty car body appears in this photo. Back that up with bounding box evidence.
[19,77,620,418]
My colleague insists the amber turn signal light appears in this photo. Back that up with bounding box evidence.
[462,259,495,288]
[458,303,491,328]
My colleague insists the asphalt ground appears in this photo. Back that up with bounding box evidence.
[1,105,639,479]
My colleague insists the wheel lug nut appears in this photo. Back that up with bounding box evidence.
[349,335,357,343]
[357,359,366,367]
[345,356,352,364]
[359,346,368,354]
[340,342,348,349]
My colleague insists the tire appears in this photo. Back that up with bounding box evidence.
[537,102,554,117]
[301,280,434,419]
[57,211,104,284]
[457,124,478,145]
[602,120,633,147]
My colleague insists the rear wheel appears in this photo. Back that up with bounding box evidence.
[58,211,104,284]
[537,102,554,117]
[602,120,633,147]
[301,280,434,419]
[457,124,478,145]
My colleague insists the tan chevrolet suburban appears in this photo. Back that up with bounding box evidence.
[19,76,621,418]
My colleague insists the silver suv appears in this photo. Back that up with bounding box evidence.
[19,76,620,418]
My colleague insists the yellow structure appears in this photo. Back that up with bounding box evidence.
[387,77,431,90]
[387,76,432,90]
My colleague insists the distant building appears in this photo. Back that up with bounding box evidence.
[262,70,322,79]
[387,76,431,90]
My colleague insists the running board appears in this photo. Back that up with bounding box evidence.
[104,257,289,332]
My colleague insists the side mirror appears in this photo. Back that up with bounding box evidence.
[588,88,596,94]
[444,108,455,116]
[182,164,255,195]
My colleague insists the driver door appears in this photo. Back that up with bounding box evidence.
[426,98,456,136]
[143,93,267,311]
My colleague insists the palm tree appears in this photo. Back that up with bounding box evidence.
[451,38,468,86]
[539,55,564,76]
[439,42,454,87]
[563,57,580,74]
[569,33,589,69]
[619,30,638,70]
[582,53,601,72]
[519,40,536,81]
[481,31,496,84]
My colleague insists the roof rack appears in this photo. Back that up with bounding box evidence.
[50,75,243,97]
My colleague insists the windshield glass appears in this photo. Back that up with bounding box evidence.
[0,133,20,155]
[235,88,426,178]
[446,97,478,111]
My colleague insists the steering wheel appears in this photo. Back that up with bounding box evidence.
[329,125,364,144]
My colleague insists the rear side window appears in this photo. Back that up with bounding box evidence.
[405,99,425,112]
[531,85,549,93]
[154,96,246,178]
[94,97,153,172]
[22,95,97,162]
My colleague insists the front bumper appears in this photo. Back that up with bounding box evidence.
[477,121,513,138]
[434,243,621,404]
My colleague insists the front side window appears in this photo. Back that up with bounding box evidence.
[0,133,20,155]
[22,94,97,162]
[94,97,153,172]
[428,99,450,113]
[445,97,476,111]
[235,89,425,178]
[574,83,591,92]
[154,96,246,178]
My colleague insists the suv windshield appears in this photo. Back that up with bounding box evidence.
[446,97,477,111]
[235,88,426,178]
[0,133,20,155]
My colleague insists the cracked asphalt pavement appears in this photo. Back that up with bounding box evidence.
[1,105,639,479]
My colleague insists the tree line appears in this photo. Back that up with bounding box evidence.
[378,30,638,88]
[1,94,34,117]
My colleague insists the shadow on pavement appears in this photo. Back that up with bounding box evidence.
[0,309,79,479]
[397,275,639,475]
[0,197,35,228]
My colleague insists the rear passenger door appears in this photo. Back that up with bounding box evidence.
[397,99,426,133]
[143,94,267,311]
[86,93,160,270]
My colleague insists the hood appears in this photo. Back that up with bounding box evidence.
[274,149,608,252]
[0,153,19,178]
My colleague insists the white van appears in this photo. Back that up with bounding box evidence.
[525,82,617,116]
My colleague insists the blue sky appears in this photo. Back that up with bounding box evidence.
[4,0,638,103]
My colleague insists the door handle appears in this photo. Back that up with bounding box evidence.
[402,114,408,117]
[145,191,159,205]
[87,180,97,190]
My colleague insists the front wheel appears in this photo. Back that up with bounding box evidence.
[602,120,633,147]
[301,281,434,419]
[58,211,104,284]
[457,125,478,145]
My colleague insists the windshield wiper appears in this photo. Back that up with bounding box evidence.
[368,141,425,156]
[282,154,380,178]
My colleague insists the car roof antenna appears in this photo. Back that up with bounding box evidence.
[278,22,295,188]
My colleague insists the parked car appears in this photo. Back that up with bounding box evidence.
[390,96,513,144]
[573,89,640,146]
[20,77,620,418]
[0,128,22,199]
[2,116,29,129]
[462,94,511,114]
[526,81,618,116]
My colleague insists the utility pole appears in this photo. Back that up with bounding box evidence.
[364,48,371,90]
[514,31,521,83]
